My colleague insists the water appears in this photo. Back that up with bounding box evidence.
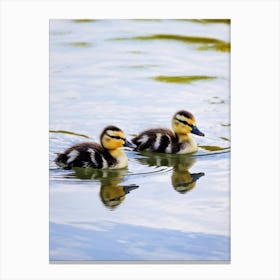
[49,19,230,262]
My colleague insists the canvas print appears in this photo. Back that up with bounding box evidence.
[49,19,230,262]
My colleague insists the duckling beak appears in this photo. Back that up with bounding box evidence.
[190,172,205,182]
[123,184,139,194]
[124,139,136,148]
[191,126,205,136]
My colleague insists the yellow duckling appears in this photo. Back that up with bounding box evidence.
[132,110,204,154]
[55,125,134,169]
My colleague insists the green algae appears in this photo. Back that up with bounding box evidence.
[199,145,230,151]
[134,34,223,44]
[210,100,225,104]
[72,19,96,23]
[112,34,230,52]
[153,75,217,84]
[49,130,91,139]
[188,19,230,25]
[67,42,92,47]
[197,42,230,52]
[128,64,158,69]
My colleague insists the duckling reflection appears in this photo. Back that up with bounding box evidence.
[136,152,204,194]
[72,167,139,209]
[171,168,204,194]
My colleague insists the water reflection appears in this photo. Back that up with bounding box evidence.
[135,153,205,193]
[72,168,139,209]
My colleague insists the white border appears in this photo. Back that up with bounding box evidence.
[1,0,279,279]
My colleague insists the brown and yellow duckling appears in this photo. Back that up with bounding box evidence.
[132,110,204,154]
[55,125,134,169]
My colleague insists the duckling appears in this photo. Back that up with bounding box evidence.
[55,125,134,169]
[132,110,204,154]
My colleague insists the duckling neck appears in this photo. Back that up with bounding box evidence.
[176,133,198,153]
[177,133,191,141]
[108,148,128,168]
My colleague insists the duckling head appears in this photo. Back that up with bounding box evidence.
[100,125,134,150]
[172,110,205,137]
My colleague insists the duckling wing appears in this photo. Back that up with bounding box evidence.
[55,142,116,169]
[132,128,177,153]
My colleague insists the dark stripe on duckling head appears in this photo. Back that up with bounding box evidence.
[106,133,125,141]
[175,118,204,136]
[100,125,123,143]
[175,110,194,120]
[103,125,122,132]
[175,117,194,128]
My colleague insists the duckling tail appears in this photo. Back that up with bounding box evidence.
[55,153,68,168]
